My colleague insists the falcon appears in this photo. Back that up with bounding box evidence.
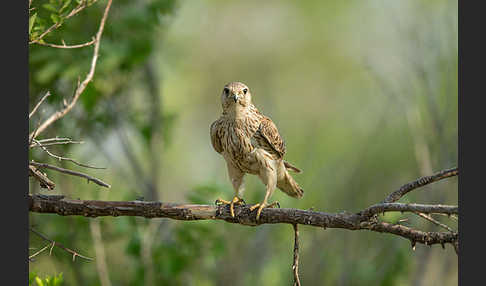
[210,82,303,221]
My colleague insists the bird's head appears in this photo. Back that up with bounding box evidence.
[221,82,252,111]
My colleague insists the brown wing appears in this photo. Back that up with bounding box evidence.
[255,116,286,158]
[210,119,224,153]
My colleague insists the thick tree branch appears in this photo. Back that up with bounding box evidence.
[29,195,457,248]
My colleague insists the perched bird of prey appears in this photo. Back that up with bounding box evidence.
[210,82,303,220]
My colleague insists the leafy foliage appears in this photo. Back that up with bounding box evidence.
[29,272,64,286]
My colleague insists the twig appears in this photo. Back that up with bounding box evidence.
[360,203,458,217]
[432,213,458,221]
[292,224,301,286]
[32,137,84,148]
[29,227,93,261]
[415,212,455,232]
[32,139,105,169]
[29,120,42,147]
[35,38,96,49]
[37,137,75,143]
[30,140,84,148]
[383,167,458,203]
[29,243,52,261]
[29,165,55,190]
[29,91,51,119]
[29,161,111,188]
[29,0,113,140]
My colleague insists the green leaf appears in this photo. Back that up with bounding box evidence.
[60,0,72,14]
[29,13,37,36]
[35,277,44,286]
[42,3,58,12]
[50,14,60,24]
[52,273,64,286]
[29,272,38,285]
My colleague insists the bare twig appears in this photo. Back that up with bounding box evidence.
[29,243,52,261]
[30,140,84,148]
[29,227,93,261]
[29,0,113,140]
[29,165,55,190]
[29,120,42,147]
[29,161,111,188]
[29,91,51,119]
[33,137,84,148]
[383,167,458,203]
[432,213,458,221]
[35,38,96,49]
[292,224,301,286]
[360,203,458,218]
[37,137,75,143]
[415,212,455,232]
[32,139,105,169]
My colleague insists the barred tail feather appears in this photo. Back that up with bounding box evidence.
[284,161,302,173]
[277,171,304,198]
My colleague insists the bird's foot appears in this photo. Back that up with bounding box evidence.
[249,201,280,221]
[215,198,231,205]
[215,196,246,217]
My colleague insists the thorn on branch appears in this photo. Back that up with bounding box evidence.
[29,227,93,262]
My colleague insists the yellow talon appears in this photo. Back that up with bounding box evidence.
[215,196,245,217]
[251,201,280,221]
[215,198,231,205]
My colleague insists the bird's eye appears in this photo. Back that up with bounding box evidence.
[224,88,230,96]
[243,88,248,94]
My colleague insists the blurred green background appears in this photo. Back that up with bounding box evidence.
[29,0,457,285]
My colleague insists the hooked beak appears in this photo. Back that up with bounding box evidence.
[231,94,239,103]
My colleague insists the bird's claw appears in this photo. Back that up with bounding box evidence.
[250,201,280,221]
[215,197,245,218]
[215,198,231,205]
[230,196,245,217]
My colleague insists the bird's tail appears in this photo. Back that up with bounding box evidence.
[284,160,302,173]
[277,165,304,198]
